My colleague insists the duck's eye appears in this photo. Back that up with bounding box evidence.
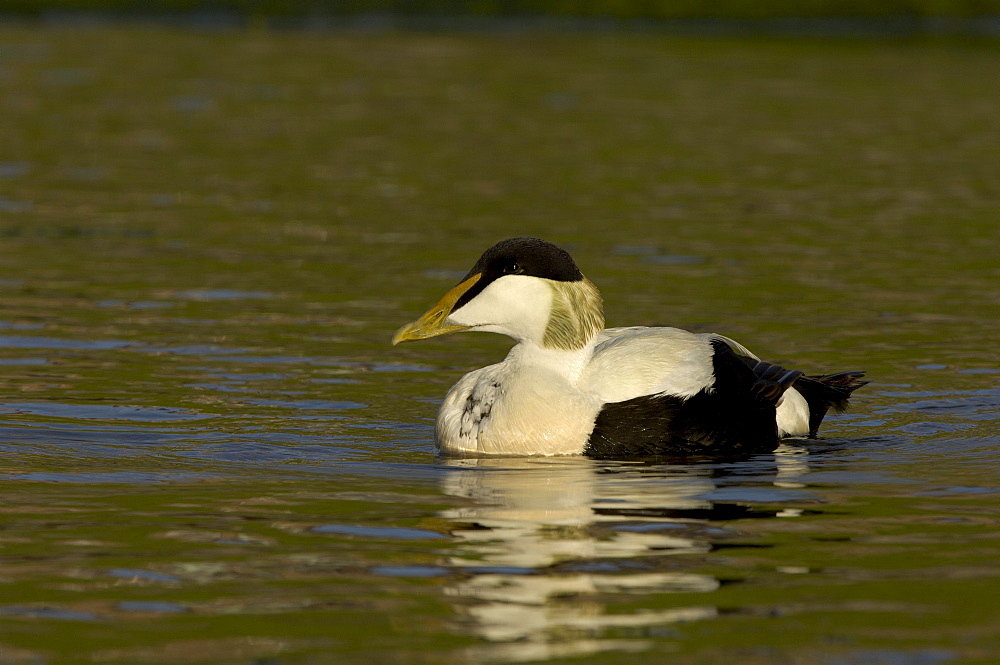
[503,262,521,274]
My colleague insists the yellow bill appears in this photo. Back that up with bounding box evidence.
[392,273,481,345]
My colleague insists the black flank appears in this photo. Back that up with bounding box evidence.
[585,340,786,458]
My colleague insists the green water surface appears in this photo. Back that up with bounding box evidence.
[0,25,998,664]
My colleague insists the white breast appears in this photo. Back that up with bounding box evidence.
[436,356,601,457]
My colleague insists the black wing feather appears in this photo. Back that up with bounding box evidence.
[585,340,788,458]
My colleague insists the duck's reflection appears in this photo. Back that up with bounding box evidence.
[774,441,811,488]
[439,450,812,661]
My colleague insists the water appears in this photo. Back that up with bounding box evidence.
[1,25,998,664]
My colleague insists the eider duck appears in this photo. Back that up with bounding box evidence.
[393,237,867,458]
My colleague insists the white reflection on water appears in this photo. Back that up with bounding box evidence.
[441,458,715,569]
[435,454,810,661]
[774,441,811,489]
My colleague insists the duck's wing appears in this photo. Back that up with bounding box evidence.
[707,333,802,396]
[584,327,791,404]
[710,332,867,437]
[584,338,788,458]
[582,327,717,403]
[708,333,759,361]
[582,326,865,448]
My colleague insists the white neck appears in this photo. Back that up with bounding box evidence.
[505,338,597,384]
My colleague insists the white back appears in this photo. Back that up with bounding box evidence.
[580,327,716,403]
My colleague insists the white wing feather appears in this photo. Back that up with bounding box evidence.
[581,327,716,403]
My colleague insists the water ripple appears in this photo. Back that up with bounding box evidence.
[0,402,214,422]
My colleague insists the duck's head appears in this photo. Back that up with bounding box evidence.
[392,237,604,350]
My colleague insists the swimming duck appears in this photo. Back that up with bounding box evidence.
[393,237,866,458]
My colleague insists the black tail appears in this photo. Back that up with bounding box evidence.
[793,371,869,437]
[737,354,869,438]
